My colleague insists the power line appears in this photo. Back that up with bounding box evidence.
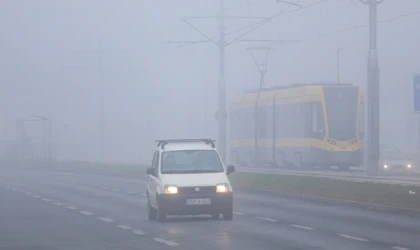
[170,0,328,49]
[224,0,263,11]
[316,0,358,15]
[269,8,420,44]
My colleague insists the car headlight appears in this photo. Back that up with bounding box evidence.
[216,183,229,193]
[383,164,388,169]
[164,185,178,194]
[407,164,412,169]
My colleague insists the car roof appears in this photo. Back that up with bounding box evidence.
[161,143,216,152]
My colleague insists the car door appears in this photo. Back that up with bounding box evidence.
[147,151,159,207]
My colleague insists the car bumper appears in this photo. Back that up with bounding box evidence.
[380,164,414,171]
[158,192,233,216]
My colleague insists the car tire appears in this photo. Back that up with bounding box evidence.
[156,197,167,222]
[223,210,233,221]
[147,196,157,221]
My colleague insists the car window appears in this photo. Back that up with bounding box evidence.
[380,151,406,161]
[151,151,159,175]
[161,150,224,174]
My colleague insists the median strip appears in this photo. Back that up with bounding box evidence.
[229,172,420,211]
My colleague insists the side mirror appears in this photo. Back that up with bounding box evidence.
[146,167,155,176]
[227,165,235,175]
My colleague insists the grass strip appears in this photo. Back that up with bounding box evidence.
[229,172,420,210]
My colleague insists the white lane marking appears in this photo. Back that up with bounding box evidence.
[113,189,121,192]
[133,230,146,235]
[291,224,315,230]
[118,225,131,230]
[233,212,244,215]
[66,206,77,210]
[256,217,277,222]
[338,234,369,242]
[53,202,64,206]
[141,193,147,197]
[98,217,114,223]
[393,247,411,250]
[153,238,179,247]
[80,211,94,216]
[42,198,52,202]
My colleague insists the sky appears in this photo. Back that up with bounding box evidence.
[0,0,419,163]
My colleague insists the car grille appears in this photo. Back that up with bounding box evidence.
[178,186,216,196]
[389,164,407,168]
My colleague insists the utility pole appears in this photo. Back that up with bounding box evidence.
[168,1,300,163]
[218,0,227,163]
[336,48,342,84]
[360,0,384,176]
[99,50,106,163]
[243,46,275,164]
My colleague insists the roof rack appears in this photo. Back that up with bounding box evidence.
[156,139,216,149]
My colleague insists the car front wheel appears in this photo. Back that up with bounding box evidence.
[156,197,167,222]
[147,195,157,221]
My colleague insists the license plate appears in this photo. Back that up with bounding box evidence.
[186,198,211,205]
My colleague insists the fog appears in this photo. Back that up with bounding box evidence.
[0,0,419,164]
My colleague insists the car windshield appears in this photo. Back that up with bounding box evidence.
[380,151,406,161]
[161,150,224,174]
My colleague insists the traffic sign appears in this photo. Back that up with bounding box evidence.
[413,75,420,113]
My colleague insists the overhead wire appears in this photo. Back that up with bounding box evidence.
[175,0,328,47]
[302,8,420,42]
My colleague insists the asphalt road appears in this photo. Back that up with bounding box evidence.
[1,166,419,250]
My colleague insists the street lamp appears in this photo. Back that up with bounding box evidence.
[360,0,384,176]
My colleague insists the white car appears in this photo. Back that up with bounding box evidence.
[379,149,414,172]
[146,139,235,222]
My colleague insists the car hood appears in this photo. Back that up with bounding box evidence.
[161,172,229,187]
